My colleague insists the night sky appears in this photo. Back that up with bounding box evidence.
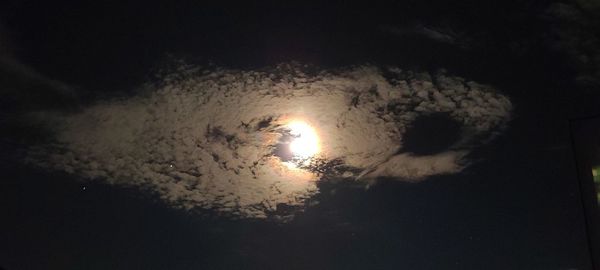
[1,1,599,269]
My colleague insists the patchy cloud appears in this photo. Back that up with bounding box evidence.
[26,63,512,219]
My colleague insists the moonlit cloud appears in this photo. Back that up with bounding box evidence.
[26,63,512,219]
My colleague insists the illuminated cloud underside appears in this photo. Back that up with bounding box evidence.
[28,64,512,218]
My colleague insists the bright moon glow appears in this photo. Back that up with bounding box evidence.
[287,121,320,159]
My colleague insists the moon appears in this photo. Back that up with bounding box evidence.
[287,121,320,159]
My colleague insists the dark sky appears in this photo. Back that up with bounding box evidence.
[1,1,599,269]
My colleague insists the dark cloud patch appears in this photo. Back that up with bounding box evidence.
[400,112,462,156]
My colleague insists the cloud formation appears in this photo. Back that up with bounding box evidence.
[27,63,511,219]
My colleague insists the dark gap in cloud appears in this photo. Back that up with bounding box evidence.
[400,112,462,155]
[256,117,273,131]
